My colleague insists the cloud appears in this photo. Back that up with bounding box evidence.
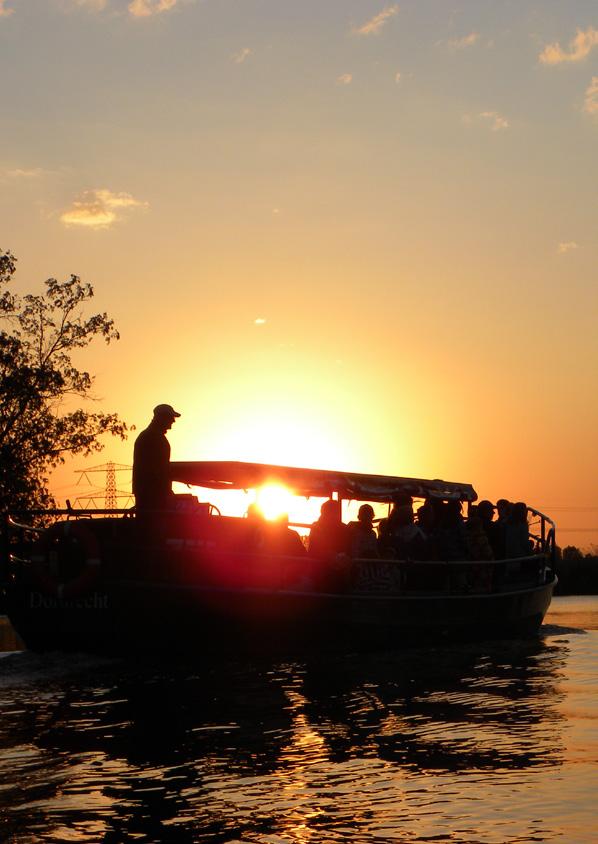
[128,0,177,17]
[0,167,47,180]
[71,0,108,10]
[448,32,479,49]
[354,5,398,36]
[584,76,598,115]
[232,47,252,64]
[480,111,509,131]
[60,188,148,229]
[539,26,598,65]
[462,112,509,131]
[0,0,14,17]
[558,241,579,254]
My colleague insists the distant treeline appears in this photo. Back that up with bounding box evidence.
[554,546,598,595]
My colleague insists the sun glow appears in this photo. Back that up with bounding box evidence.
[255,483,295,520]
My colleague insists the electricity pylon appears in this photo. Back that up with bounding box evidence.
[73,461,134,509]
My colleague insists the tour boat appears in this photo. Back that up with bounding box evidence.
[1,461,557,653]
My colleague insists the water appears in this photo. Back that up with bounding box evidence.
[1,596,597,843]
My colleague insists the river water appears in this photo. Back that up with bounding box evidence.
[0,596,597,843]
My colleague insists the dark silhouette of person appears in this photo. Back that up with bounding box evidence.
[132,403,181,513]
[378,494,427,559]
[435,500,468,561]
[348,504,379,558]
[465,504,494,561]
[308,499,350,559]
[505,502,532,558]
[264,514,307,557]
[239,503,267,552]
[414,502,440,559]
[492,498,512,560]
[477,499,500,558]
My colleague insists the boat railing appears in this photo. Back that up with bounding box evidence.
[1,504,557,600]
[347,553,552,597]
[163,545,553,598]
[526,506,557,569]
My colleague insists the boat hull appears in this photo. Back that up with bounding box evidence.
[5,574,556,654]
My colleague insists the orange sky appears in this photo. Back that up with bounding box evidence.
[1,1,596,547]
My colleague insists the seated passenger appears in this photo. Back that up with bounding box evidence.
[465,504,494,560]
[240,502,267,552]
[308,499,351,559]
[348,504,379,558]
[379,495,426,560]
[477,500,502,558]
[505,502,532,558]
[263,514,306,557]
[492,498,512,559]
[414,502,440,560]
[435,500,468,561]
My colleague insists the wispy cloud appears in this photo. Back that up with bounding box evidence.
[354,5,398,36]
[539,26,598,65]
[60,188,148,229]
[584,76,598,115]
[448,32,479,50]
[232,47,252,64]
[71,0,108,10]
[0,167,47,180]
[558,241,579,254]
[463,111,509,131]
[336,73,353,85]
[480,111,509,131]
[128,0,177,18]
[0,0,14,17]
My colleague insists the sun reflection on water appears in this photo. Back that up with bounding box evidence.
[1,602,597,842]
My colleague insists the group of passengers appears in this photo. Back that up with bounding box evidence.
[241,495,533,562]
[307,495,533,562]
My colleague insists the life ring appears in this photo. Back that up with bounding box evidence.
[31,520,102,600]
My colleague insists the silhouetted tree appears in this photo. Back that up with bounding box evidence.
[0,249,127,511]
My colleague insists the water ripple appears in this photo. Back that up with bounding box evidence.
[0,598,597,842]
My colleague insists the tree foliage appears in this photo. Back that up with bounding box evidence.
[0,249,127,511]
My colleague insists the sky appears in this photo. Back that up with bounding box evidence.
[1,0,597,546]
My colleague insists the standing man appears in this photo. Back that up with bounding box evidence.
[132,403,181,512]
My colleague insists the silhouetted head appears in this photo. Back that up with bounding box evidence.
[477,500,495,522]
[390,504,413,526]
[320,499,341,523]
[246,502,264,522]
[496,498,511,520]
[358,504,375,526]
[152,403,181,432]
[417,503,435,532]
[445,500,463,524]
[511,502,528,524]
[389,492,413,526]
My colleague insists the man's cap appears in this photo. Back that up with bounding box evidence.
[153,403,181,418]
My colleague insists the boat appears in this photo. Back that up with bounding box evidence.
[0,461,557,653]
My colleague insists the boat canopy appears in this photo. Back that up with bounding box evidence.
[170,461,478,503]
